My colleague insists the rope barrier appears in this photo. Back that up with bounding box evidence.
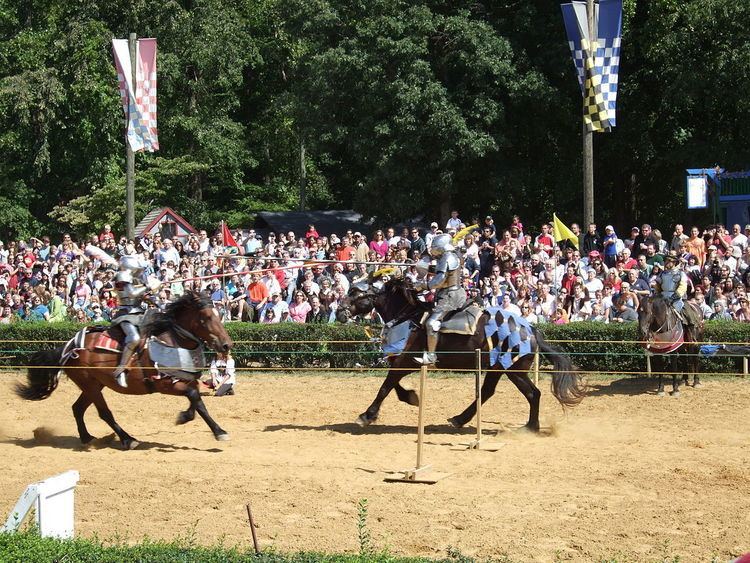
[0,364,746,377]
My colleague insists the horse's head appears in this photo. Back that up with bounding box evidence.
[336,285,379,323]
[166,291,234,353]
[637,296,668,341]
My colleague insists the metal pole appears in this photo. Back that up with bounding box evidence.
[582,0,595,227]
[126,32,137,240]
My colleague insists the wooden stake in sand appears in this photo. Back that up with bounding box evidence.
[384,364,450,484]
[463,349,503,452]
[245,503,260,554]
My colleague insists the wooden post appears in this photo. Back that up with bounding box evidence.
[582,0,596,227]
[743,357,748,378]
[245,503,260,554]
[463,349,502,452]
[384,365,450,483]
[126,32,136,241]
[533,350,540,387]
[646,353,652,376]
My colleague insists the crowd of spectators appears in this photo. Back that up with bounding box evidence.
[2,212,750,326]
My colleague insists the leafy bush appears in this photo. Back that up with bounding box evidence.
[1,321,748,375]
[0,531,432,563]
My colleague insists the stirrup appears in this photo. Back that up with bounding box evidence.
[415,352,437,365]
[114,370,128,388]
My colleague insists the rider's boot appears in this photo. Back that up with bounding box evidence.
[113,342,137,388]
[415,331,439,365]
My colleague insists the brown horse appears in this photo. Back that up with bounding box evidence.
[337,278,585,430]
[637,296,702,396]
[16,291,234,449]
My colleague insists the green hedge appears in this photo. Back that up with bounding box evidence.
[0,532,434,563]
[1,321,748,375]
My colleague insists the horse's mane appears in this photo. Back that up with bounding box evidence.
[142,291,213,337]
[383,277,418,306]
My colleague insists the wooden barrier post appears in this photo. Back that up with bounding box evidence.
[533,350,540,387]
[385,365,450,483]
[646,352,652,377]
[463,349,502,452]
[743,357,748,378]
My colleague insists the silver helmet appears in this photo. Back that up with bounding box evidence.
[119,254,145,274]
[429,234,455,257]
[115,270,134,284]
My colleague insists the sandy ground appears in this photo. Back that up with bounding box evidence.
[0,371,749,562]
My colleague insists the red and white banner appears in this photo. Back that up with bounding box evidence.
[112,38,159,152]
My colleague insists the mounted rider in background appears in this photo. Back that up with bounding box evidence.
[654,252,701,327]
[414,233,465,365]
[112,255,161,387]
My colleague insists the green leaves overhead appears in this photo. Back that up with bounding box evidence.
[0,0,748,240]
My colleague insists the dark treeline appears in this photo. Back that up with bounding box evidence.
[0,0,748,239]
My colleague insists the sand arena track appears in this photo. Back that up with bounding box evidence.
[1,372,749,561]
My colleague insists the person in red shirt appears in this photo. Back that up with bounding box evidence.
[246,272,269,322]
[616,247,638,271]
[334,237,355,262]
[304,224,320,241]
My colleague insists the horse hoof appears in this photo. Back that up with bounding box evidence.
[176,411,194,425]
[524,423,541,433]
[670,391,681,398]
[693,382,703,389]
[215,433,230,442]
[404,390,420,407]
[123,439,140,450]
[657,391,666,397]
[80,435,96,445]
[447,417,463,428]
[356,414,373,427]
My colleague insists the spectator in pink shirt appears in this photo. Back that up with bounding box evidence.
[369,230,388,258]
[289,290,311,323]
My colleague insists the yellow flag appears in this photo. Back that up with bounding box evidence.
[552,213,579,249]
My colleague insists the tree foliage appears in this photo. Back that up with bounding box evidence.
[0,0,747,240]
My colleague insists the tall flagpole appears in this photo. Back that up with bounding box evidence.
[582,0,595,228]
[126,32,137,240]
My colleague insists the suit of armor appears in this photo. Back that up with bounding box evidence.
[112,256,150,387]
[656,258,700,326]
[415,234,466,364]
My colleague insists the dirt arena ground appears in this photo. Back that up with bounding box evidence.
[1,371,749,561]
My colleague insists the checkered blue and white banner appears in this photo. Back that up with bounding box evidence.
[561,0,622,129]
[112,38,159,152]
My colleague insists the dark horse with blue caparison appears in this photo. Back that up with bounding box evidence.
[16,291,234,449]
[637,296,702,397]
[337,278,586,430]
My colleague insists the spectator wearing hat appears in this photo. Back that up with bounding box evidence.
[425,222,439,248]
[624,226,639,251]
[601,225,619,267]
[482,216,496,237]
[352,232,369,262]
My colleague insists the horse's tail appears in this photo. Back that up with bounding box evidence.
[16,347,65,401]
[534,329,586,408]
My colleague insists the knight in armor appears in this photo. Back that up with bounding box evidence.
[655,252,701,327]
[112,255,160,387]
[413,233,466,365]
